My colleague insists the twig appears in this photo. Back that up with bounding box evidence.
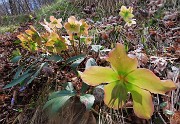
[30,106,40,124]
[158,112,167,124]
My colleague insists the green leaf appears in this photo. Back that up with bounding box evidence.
[177,102,180,106]
[11,56,22,63]
[51,96,71,113]
[48,90,75,100]
[48,55,63,62]
[80,94,95,109]
[159,102,167,108]
[13,66,24,79]
[80,82,89,93]
[43,90,76,113]
[164,110,174,115]
[79,66,119,86]
[85,58,97,69]
[43,96,71,112]
[26,62,47,84]
[70,57,85,69]
[66,54,85,64]
[64,82,74,92]
[91,45,103,52]
[12,48,21,57]
[3,72,32,89]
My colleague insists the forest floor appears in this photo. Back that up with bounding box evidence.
[0,0,180,124]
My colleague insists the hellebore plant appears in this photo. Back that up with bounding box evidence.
[80,43,176,119]
[49,16,62,29]
[78,19,89,36]
[64,16,80,40]
[45,32,68,54]
[17,26,41,52]
[119,6,136,27]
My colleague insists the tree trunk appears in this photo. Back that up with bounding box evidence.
[9,0,18,15]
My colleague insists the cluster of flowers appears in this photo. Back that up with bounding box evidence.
[17,6,136,54]
[119,6,136,27]
[17,16,92,54]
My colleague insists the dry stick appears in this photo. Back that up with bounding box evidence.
[30,106,41,124]
[12,114,20,124]
[158,112,167,124]
[170,67,179,123]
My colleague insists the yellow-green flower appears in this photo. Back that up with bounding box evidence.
[119,6,134,22]
[78,19,89,36]
[85,36,92,45]
[49,16,62,29]
[25,26,42,45]
[80,43,176,119]
[46,32,68,53]
[125,19,136,27]
[17,26,41,52]
[64,16,80,35]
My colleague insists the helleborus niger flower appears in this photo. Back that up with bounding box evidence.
[46,32,68,53]
[119,6,134,22]
[64,16,80,35]
[125,19,136,27]
[49,16,62,29]
[79,43,176,119]
[78,19,89,36]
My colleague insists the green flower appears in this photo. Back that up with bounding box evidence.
[79,43,176,119]
[49,16,62,29]
[78,19,89,36]
[125,19,136,27]
[119,6,134,22]
[64,16,80,34]
[45,32,68,53]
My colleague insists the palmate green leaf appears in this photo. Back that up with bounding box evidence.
[66,54,85,64]
[126,69,176,94]
[159,102,167,108]
[13,65,24,79]
[85,58,97,69]
[48,90,75,100]
[64,82,74,92]
[66,54,85,74]
[70,57,85,69]
[26,62,47,84]
[11,56,22,63]
[3,72,33,89]
[43,96,72,113]
[44,89,76,113]
[47,55,64,62]
[164,110,174,115]
[51,96,72,113]
[91,45,103,52]
[80,82,89,93]
[79,66,119,86]
[80,94,95,110]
